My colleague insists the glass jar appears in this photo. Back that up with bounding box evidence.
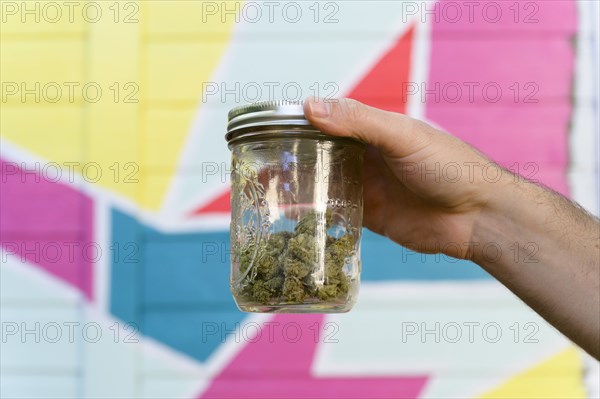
[226,100,365,313]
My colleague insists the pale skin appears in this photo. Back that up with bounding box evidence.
[304,97,600,359]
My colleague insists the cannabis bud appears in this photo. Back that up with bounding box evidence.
[237,210,354,305]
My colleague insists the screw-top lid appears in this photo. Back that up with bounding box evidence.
[226,100,314,143]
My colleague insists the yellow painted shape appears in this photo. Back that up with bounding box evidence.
[86,3,141,203]
[134,0,235,209]
[142,108,197,169]
[1,1,236,210]
[137,172,177,212]
[1,40,86,106]
[1,106,84,162]
[138,107,200,210]
[480,347,586,399]
[145,41,229,104]
[0,0,87,35]
[145,1,239,36]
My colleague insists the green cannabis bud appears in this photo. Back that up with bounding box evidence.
[237,210,354,305]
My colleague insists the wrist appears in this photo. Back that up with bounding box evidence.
[469,172,530,266]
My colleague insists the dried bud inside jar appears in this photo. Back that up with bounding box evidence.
[226,100,365,313]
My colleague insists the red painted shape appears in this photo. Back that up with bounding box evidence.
[191,190,230,215]
[347,24,415,114]
[200,314,428,398]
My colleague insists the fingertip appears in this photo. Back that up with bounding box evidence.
[305,97,371,146]
[304,96,331,120]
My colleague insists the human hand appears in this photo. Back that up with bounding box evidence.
[303,97,506,260]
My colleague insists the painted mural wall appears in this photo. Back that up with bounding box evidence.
[1,0,599,398]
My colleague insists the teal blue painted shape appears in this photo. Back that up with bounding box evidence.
[109,208,244,362]
[143,309,244,362]
[360,229,492,280]
[109,208,142,325]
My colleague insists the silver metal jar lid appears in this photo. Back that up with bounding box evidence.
[226,100,313,143]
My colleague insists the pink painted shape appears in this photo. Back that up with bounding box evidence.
[200,314,428,398]
[427,0,576,196]
[0,159,94,299]
[429,104,571,194]
[431,0,575,33]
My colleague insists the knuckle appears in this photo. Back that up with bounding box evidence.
[339,98,364,122]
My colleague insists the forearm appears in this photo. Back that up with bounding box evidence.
[472,174,600,358]
[302,97,600,355]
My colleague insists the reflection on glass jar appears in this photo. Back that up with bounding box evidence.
[226,100,365,313]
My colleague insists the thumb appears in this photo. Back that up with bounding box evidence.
[303,97,434,158]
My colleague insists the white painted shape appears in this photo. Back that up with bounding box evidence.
[139,334,207,376]
[0,375,78,399]
[80,308,213,398]
[141,378,212,399]
[570,1,600,216]
[583,352,600,398]
[0,305,81,371]
[80,309,138,398]
[214,1,413,35]
[92,198,110,314]
[0,250,82,304]
[406,19,431,120]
